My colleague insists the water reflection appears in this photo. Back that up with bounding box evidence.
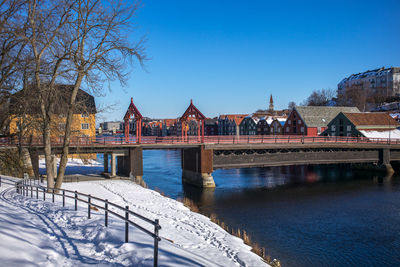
[140,150,400,267]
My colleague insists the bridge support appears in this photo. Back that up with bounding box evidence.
[104,153,109,173]
[111,153,116,177]
[379,148,394,175]
[117,147,143,181]
[181,146,215,188]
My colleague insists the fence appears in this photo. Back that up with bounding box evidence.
[1,135,400,147]
[0,175,161,267]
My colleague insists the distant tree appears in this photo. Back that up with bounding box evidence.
[337,84,368,111]
[303,89,336,106]
[288,101,296,110]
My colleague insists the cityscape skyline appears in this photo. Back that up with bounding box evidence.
[95,0,400,121]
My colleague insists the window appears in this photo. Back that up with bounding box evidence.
[288,120,291,125]
[59,123,65,131]
[317,127,321,134]
[339,119,343,125]
[293,120,297,126]
[293,127,297,133]
[339,126,344,132]
[347,125,351,131]
[347,133,351,137]
[81,123,89,130]
[286,127,289,132]
[331,125,336,131]
[301,127,304,133]
[298,120,301,125]
[81,112,89,118]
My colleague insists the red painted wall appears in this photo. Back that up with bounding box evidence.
[283,109,306,135]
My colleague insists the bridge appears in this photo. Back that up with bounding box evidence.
[3,99,400,187]
[2,135,400,188]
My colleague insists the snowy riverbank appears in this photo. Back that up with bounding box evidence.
[0,176,269,266]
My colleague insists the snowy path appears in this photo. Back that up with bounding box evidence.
[0,178,268,266]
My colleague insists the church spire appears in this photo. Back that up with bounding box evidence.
[269,94,274,112]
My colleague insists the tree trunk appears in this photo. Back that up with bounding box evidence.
[43,124,55,189]
[55,75,84,189]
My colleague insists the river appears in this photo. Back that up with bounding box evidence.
[110,149,400,266]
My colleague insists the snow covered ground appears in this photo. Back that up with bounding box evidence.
[0,176,269,266]
[39,158,104,175]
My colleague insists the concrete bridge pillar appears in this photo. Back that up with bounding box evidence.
[181,146,215,188]
[104,153,109,173]
[111,153,116,177]
[116,147,143,181]
[379,148,394,175]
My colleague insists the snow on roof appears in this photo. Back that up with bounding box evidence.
[360,129,400,139]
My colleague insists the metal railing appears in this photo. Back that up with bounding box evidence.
[0,175,161,267]
[1,134,400,147]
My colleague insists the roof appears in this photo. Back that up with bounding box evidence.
[359,129,400,139]
[180,100,206,122]
[162,119,177,127]
[10,85,96,114]
[339,66,400,84]
[219,114,247,126]
[241,116,259,125]
[342,112,400,129]
[295,106,360,127]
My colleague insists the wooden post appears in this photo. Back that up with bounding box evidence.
[154,219,160,267]
[74,191,78,211]
[105,199,108,227]
[88,195,91,219]
[125,206,129,242]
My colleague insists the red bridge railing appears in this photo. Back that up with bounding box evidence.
[1,135,400,147]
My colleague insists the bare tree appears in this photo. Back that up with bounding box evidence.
[288,101,296,110]
[337,84,368,111]
[302,89,336,106]
[0,0,145,188]
[54,0,146,189]
[23,0,74,188]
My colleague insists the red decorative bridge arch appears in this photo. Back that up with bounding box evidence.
[180,99,206,142]
[124,98,143,143]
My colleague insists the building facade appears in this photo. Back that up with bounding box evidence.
[338,67,400,97]
[284,106,360,136]
[240,117,259,135]
[218,114,246,135]
[256,117,270,135]
[322,112,400,137]
[9,86,96,140]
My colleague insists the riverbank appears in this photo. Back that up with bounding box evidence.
[0,171,270,266]
[61,179,270,266]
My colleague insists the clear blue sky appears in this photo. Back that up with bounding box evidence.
[96,0,400,122]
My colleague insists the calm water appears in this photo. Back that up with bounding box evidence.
[131,150,399,266]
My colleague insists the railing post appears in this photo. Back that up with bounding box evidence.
[52,188,54,203]
[43,188,46,201]
[31,185,33,198]
[125,206,129,242]
[0,176,1,187]
[62,191,65,207]
[88,194,91,219]
[75,190,78,211]
[105,199,108,227]
[36,187,38,199]
[154,219,160,267]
